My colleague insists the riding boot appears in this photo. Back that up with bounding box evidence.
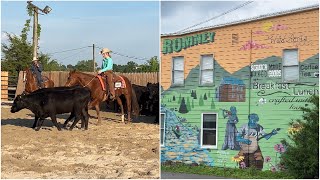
[108,75,116,100]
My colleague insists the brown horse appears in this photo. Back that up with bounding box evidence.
[24,68,54,94]
[64,70,139,124]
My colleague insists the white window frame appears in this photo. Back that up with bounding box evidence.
[199,54,214,86]
[282,49,299,83]
[200,112,218,149]
[172,56,184,86]
[160,113,166,147]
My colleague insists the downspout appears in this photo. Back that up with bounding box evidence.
[248,30,252,117]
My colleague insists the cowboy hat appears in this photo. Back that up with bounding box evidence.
[100,48,112,54]
[32,57,38,61]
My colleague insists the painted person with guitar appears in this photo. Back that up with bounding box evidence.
[234,113,280,170]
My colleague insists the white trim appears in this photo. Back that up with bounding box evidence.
[160,113,166,147]
[200,112,218,149]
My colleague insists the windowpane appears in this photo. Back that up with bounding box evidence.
[201,56,213,70]
[283,66,299,82]
[172,57,184,85]
[203,130,216,145]
[173,57,184,70]
[160,114,164,129]
[173,71,184,85]
[161,129,164,145]
[200,70,213,84]
[203,114,216,129]
[200,55,214,85]
[283,50,298,66]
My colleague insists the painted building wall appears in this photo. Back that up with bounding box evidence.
[160,8,319,171]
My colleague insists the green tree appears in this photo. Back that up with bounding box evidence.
[178,97,188,114]
[192,99,194,108]
[199,95,204,106]
[186,97,191,111]
[204,93,207,100]
[74,59,97,72]
[178,94,182,104]
[281,95,319,178]
[211,98,216,109]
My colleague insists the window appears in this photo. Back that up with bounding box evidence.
[201,113,218,148]
[283,49,299,82]
[200,55,214,85]
[172,57,184,86]
[160,113,165,146]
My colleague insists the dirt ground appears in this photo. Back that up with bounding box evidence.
[1,107,160,179]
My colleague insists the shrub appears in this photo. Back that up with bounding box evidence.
[281,95,319,179]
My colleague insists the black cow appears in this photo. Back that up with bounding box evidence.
[132,84,150,112]
[147,82,159,123]
[11,86,91,131]
[27,86,87,128]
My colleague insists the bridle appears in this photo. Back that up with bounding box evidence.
[66,75,96,87]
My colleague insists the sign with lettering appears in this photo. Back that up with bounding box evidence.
[162,32,216,54]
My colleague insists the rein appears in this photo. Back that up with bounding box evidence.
[68,75,96,87]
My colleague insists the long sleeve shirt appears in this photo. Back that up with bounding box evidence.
[31,63,43,75]
[100,57,113,72]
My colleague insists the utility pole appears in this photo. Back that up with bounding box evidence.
[93,44,95,72]
[27,1,52,60]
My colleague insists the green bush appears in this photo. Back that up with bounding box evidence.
[161,161,294,179]
[281,95,319,179]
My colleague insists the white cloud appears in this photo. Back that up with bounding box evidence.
[161,0,319,34]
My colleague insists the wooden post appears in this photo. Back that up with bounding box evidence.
[1,71,9,101]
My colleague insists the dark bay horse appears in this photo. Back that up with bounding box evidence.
[64,70,140,124]
[24,68,54,94]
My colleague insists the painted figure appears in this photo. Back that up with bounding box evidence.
[221,106,240,150]
[235,113,279,170]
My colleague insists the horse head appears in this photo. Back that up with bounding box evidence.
[65,70,80,87]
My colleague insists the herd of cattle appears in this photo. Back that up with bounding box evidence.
[10,82,159,131]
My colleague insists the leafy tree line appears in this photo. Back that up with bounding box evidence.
[1,3,158,77]
[1,32,159,77]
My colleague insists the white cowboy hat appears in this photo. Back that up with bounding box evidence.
[100,48,112,54]
[32,57,38,61]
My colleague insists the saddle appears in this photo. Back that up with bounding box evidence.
[96,74,126,91]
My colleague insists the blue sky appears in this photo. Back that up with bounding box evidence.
[1,1,160,66]
[161,0,319,34]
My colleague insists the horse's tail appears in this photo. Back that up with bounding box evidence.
[131,87,140,117]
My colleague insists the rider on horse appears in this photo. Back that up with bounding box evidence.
[31,57,44,88]
[98,48,115,100]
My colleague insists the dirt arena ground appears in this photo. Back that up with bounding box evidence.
[1,107,160,179]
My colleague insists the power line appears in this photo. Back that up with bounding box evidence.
[95,46,149,61]
[48,46,90,55]
[175,1,254,33]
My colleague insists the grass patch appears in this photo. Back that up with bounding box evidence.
[161,162,295,179]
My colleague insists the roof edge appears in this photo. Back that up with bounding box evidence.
[161,4,319,37]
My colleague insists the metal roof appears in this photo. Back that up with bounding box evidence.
[162,4,319,37]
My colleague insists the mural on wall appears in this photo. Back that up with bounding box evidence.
[161,107,215,166]
[221,106,241,150]
[253,22,288,35]
[234,113,281,170]
[161,16,318,169]
[216,77,246,102]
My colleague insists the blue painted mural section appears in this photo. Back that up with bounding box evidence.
[161,106,214,166]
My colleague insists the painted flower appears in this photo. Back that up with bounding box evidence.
[240,161,246,169]
[265,156,271,163]
[274,144,286,153]
[270,165,277,172]
[231,155,244,162]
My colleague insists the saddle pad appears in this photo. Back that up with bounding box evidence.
[96,75,106,91]
[115,75,126,89]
